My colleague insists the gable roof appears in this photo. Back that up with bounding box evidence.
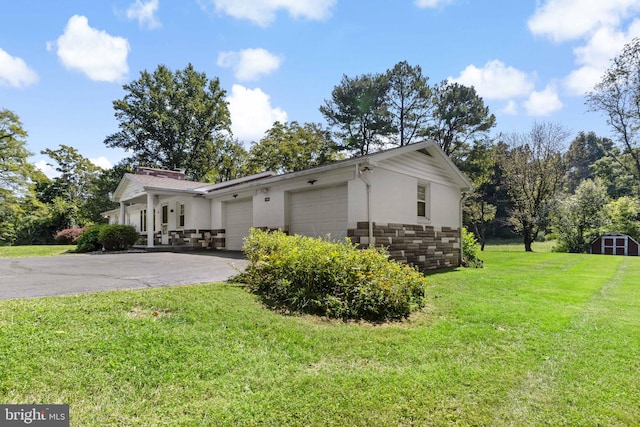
[125,173,211,191]
[111,141,472,203]
[202,140,473,197]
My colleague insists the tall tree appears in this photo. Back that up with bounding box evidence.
[248,121,340,174]
[81,160,135,224]
[590,150,639,198]
[426,81,496,161]
[564,131,612,193]
[586,37,640,192]
[0,109,41,244]
[385,61,433,146]
[320,73,393,156]
[552,178,609,253]
[40,145,101,204]
[104,63,231,181]
[500,122,568,251]
[604,196,640,240]
[0,109,34,193]
[461,140,498,250]
[203,137,253,183]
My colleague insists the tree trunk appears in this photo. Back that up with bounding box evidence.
[523,229,534,252]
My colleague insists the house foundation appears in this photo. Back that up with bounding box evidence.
[348,222,461,271]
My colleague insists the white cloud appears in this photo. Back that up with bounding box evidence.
[227,84,287,143]
[205,0,336,27]
[524,85,563,116]
[126,0,161,29]
[217,48,283,81]
[414,0,453,8]
[528,0,640,42]
[563,21,640,94]
[34,160,60,179]
[501,100,519,116]
[450,60,535,100]
[54,15,130,82]
[0,48,38,88]
[90,156,113,170]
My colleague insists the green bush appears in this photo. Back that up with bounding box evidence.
[75,225,105,252]
[461,227,483,268]
[239,228,427,321]
[98,225,139,251]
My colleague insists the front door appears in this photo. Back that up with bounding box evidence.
[161,204,169,245]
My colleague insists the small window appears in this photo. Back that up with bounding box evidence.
[178,203,185,228]
[140,210,147,232]
[417,184,427,218]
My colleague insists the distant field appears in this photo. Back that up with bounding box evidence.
[484,238,556,252]
[0,248,637,425]
[0,245,77,258]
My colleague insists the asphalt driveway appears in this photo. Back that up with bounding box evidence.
[0,251,249,300]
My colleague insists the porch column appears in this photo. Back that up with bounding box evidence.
[146,192,154,248]
[119,202,126,225]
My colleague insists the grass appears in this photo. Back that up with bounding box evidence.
[0,245,77,258]
[483,237,556,252]
[1,247,639,425]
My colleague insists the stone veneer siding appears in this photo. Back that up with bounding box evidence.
[138,229,225,249]
[348,222,461,271]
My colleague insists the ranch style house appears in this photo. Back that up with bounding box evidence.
[103,141,473,270]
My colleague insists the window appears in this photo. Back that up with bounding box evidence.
[417,184,428,218]
[178,203,185,228]
[140,210,147,232]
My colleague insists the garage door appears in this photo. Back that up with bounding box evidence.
[224,198,253,251]
[289,184,348,240]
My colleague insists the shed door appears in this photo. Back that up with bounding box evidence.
[289,184,348,240]
[224,198,253,251]
[602,236,628,256]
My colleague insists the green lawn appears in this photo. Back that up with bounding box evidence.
[0,245,77,258]
[1,250,638,425]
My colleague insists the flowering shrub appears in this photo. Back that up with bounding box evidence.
[54,227,87,245]
[239,229,427,321]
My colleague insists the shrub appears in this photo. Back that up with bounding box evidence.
[98,225,139,251]
[461,227,483,268]
[54,227,87,245]
[239,228,427,321]
[75,225,105,252]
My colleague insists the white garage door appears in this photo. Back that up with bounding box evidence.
[289,184,348,240]
[224,198,253,251]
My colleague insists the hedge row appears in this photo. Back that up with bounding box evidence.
[75,224,139,252]
[239,228,427,321]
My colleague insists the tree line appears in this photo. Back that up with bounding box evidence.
[2,38,640,250]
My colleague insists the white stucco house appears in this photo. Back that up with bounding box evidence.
[103,141,473,270]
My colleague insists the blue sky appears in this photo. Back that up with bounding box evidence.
[2,0,640,177]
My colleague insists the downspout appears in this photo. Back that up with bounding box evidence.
[459,192,469,266]
[356,163,374,247]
